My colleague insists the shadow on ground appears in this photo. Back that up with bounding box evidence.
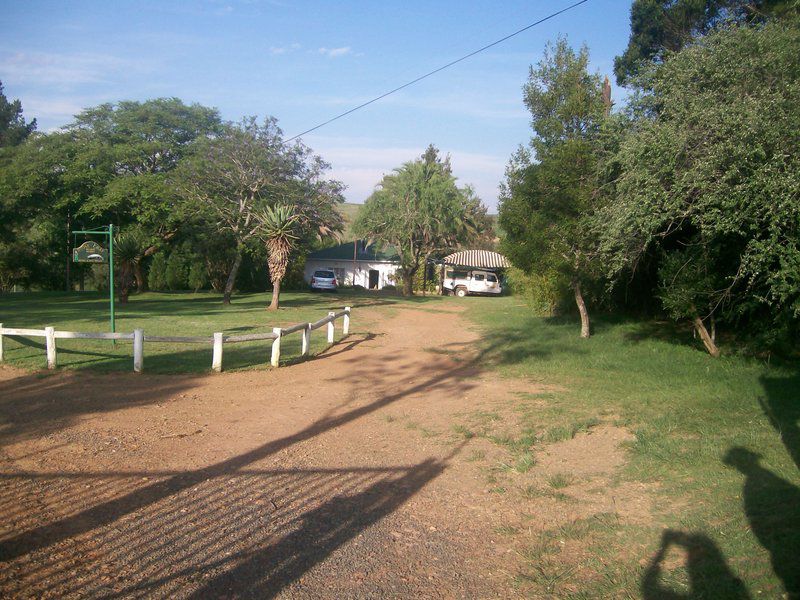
[0,342,481,597]
[641,529,750,599]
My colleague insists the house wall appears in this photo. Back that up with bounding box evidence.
[304,260,399,290]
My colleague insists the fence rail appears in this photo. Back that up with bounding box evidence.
[0,306,351,374]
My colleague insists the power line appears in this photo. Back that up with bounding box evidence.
[286,0,591,142]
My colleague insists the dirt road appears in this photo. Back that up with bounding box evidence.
[0,304,527,598]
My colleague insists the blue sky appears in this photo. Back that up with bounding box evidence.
[1,0,634,211]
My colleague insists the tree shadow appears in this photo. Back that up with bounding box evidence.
[641,529,750,599]
[0,351,481,595]
[759,371,800,472]
[0,370,194,445]
[723,446,800,598]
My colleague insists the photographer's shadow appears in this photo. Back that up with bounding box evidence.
[642,529,750,599]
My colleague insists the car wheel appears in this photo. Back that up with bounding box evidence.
[455,287,468,298]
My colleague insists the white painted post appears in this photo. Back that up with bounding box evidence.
[271,327,282,367]
[327,312,335,344]
[212,332,223,373]
[343,307,351,335]
[45,326,56,369]
[133,328,144,373]
[301,323,311,357]
[0,323,4,362]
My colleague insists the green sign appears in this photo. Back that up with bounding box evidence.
[73,240,108,263]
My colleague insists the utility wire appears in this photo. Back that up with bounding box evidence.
[286,0,591,142]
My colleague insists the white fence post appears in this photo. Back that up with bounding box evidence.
[0,323,4,362]
[271,327,282,367]
[133,329,144,373]
[343,306,351,335]
[327,312,335,344]
[301,323,311,357]
[212,332,223,372]
[45,326,56,369]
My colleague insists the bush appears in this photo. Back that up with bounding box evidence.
[187,261,208,292]
[505,267,565,316]
[147,253,168,291]
[165,251,189,290]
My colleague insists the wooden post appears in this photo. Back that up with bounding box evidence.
[343,307,351,335]
[327,312,335,344]
[45,326,56,369]
[212,332,223,372]
[271,327,282,367]
[133,328,144,373]
[301,323,311,357]
[0,323,4,363]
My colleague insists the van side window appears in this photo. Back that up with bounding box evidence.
[473,274,485,281]
[487,274,497,283]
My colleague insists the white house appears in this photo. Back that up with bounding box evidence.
[304,240,400,290]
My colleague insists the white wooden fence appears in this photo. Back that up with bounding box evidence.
[0,307,351,373]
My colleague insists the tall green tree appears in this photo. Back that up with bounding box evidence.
[0,80,36,148]
[499,39,608,338]
[614,0,795,85]
[600,19,800,355]
[172,117,344,305]
[354,145,488,296]
[0,98,221,292]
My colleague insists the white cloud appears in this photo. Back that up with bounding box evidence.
[305,137,505,211]
[22,97,87,127]
[269,43,301,55]
[317,46,352,58]
[0,51,144,87]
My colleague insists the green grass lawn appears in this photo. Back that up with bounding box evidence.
[0,290,444,373]
[462,297,800,598]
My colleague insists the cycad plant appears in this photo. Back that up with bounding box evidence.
[114,233,143,304]
[259,204,300,310]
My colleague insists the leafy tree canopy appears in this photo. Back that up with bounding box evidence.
[0,80,36,148]
[600,19,800,352]
[613,0,795,86]
[354,145,489,296]
[499,39,608,337]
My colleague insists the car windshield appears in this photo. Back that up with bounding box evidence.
[314,271,335,278]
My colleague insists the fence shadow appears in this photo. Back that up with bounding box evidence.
[0,459,449,598]
[0,345,479,596]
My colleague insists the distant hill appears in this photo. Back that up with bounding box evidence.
[336,202,362,241]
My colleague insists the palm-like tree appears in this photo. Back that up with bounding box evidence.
[114,233,142,304]
[259,204,300,310]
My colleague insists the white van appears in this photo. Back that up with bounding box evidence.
[443,269,502,297]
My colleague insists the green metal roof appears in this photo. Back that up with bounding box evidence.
[308,240,400,263]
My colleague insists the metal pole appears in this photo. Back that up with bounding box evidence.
[109,224,115,342]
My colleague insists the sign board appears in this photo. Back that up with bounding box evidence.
[73,240,108,263]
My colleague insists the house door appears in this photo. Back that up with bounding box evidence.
[368,269,379,289]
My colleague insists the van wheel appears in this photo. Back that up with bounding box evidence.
[455,287,468,298]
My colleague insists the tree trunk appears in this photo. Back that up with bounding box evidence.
[573,281,591,339]
[268,278,282,310]
[134,261,147,293]
[692,313,720,357]
[223,251,243,305]
[402,271,414,296]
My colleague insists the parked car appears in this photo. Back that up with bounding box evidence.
[442,269,502,297]
[310,269,338,292]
